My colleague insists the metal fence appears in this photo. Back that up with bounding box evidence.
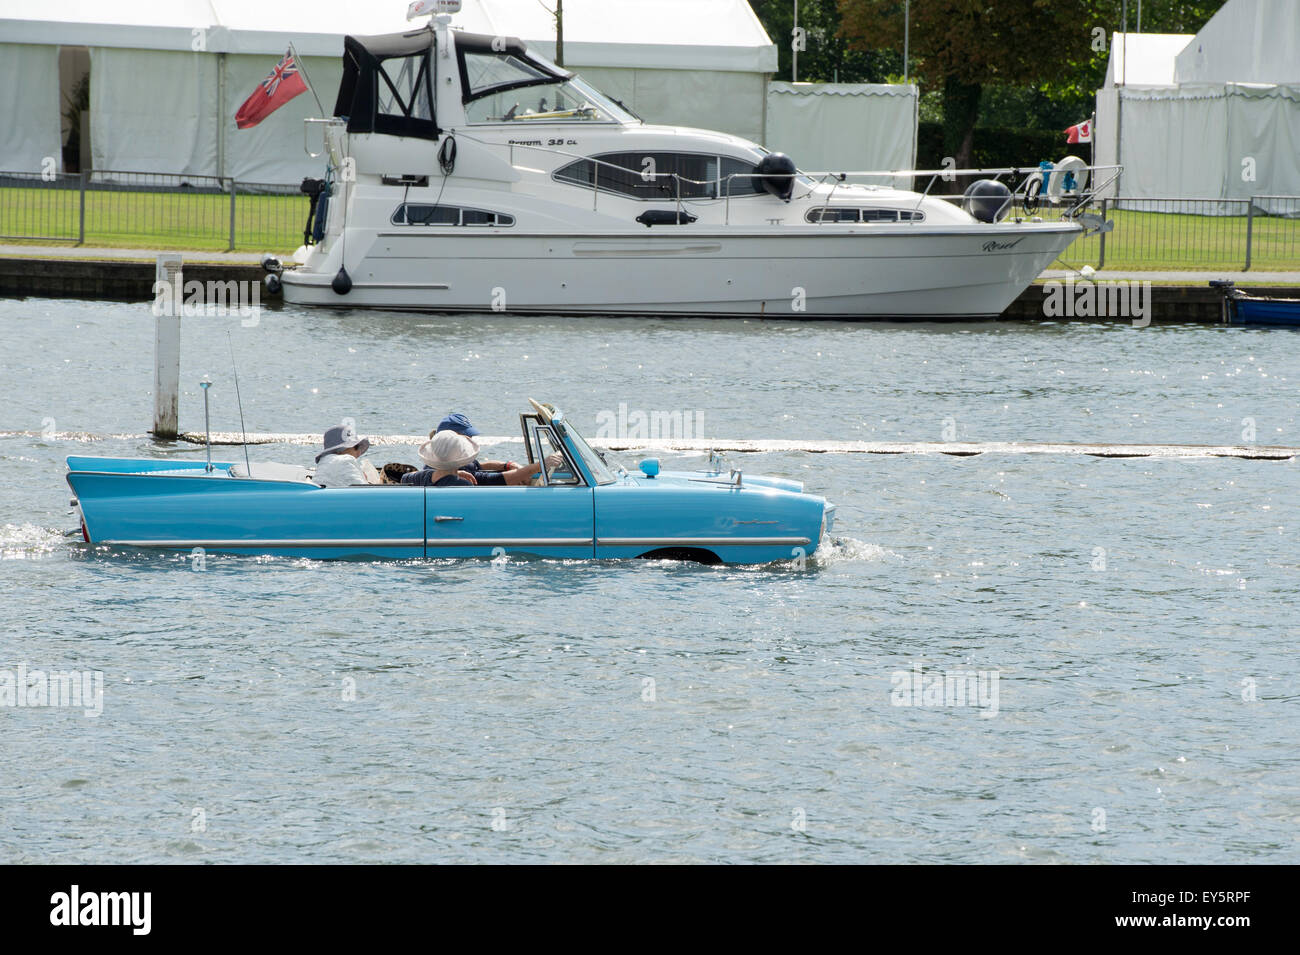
[1,169,1298,270]
[0,170,304,252]
[1047,195,1300,272]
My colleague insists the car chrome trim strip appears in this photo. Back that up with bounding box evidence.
[596,536,811,547]
[102,536,800,549]
[102,538,595,548]
[103,539,427,548]
[425,538,593,547]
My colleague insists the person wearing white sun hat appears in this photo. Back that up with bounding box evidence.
[401,430,482,487]
[404,415,563,486]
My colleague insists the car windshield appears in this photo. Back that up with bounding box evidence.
[558,419,618,485]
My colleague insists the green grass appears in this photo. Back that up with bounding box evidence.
[1052,206,1299,272]
[2,185,1297,270]
[0,186,302,254]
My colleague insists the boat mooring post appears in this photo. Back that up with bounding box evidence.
[153,253,183,439]
[199,376,214,472]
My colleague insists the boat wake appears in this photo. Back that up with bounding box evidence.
[813,537,899,566]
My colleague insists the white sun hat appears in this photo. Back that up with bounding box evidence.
[418,430,479,470]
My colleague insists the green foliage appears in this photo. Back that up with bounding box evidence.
[62,73,90,159]
[916,122,1073,172]
[748,0,901,82]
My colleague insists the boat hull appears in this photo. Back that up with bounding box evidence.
[281,224,1079,318]
[1229,297,1300,326]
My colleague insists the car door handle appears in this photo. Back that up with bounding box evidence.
[434,515,464,522]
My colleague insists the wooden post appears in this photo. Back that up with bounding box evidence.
[555,0,563,67]
[153,253,183,439]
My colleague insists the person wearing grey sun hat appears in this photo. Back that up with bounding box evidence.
[313,421,381,487]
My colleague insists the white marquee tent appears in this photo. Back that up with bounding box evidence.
[0,0,779,182]
[1094,0,1300,210]
[765,82,918,180]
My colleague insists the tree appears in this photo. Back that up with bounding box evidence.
[749,0,901,83]
[1045,1,1222,104]
[836,0,1103,168]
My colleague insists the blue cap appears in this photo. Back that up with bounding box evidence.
[436,412,480,437]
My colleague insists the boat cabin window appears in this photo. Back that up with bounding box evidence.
[554,152,765,200]
[461,52,553,100]
[806,208,926,223]
[455,33,635,125]
[719,157,768,196]
[391,204,515,227]
[464,74,634,125]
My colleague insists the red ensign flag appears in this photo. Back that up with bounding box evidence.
[235,50,308,129]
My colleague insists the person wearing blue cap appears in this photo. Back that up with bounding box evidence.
[406,413,556,486]
[430,412,518,486]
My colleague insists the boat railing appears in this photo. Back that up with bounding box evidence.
[303,118,347,165]
[438,133,1122,225]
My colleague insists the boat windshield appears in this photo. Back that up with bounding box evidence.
[461,49,635,125]
[558,420,618,485]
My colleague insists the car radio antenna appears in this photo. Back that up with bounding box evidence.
[227,331,253,476]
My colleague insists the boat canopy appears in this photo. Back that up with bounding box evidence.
[334,29,439,140]
[334,28,582,139]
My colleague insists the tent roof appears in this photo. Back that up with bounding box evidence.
[1174,0,1300,85]
[0,0,777,73]
[1103,32,1193,87]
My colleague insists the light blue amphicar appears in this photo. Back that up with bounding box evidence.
[66,402,835,565]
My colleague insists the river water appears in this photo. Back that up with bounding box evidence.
[1,297,1296,863]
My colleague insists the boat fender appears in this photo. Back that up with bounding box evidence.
[264,273,282,295]
[312,190,330,244]
[439,136,457,176]
[962,179,1012,223]
[332,267,352,295]
[635,210,698,227]
[756,153,797,202]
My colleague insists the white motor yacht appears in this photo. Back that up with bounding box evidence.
[274,2,1109,318]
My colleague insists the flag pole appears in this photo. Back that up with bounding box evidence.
[289,42,326,117]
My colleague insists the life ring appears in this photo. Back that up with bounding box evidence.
[1048,156,1088,202]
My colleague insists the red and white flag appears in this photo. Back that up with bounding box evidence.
[1065,118,1093,144]
[235,50,308,129]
